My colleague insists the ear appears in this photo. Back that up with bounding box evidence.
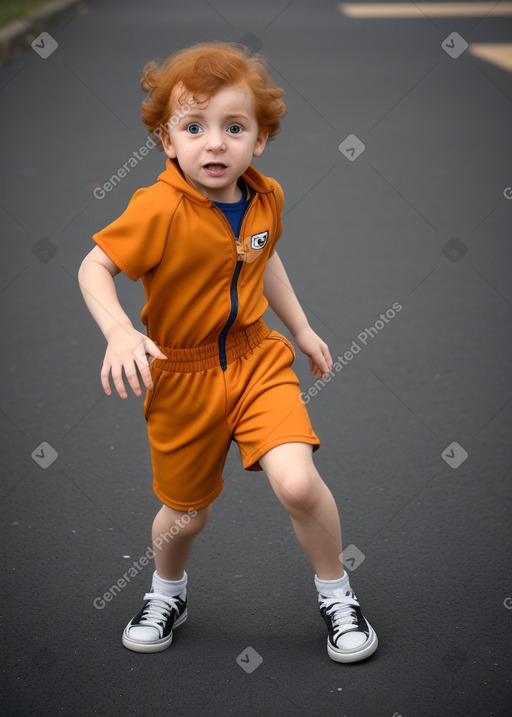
[253,129,269,158]
[161,130,177,159]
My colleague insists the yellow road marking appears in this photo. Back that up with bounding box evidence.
[469,43,512,71]
[339,2,512,18]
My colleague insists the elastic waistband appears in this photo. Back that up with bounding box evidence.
[151,319,271,373]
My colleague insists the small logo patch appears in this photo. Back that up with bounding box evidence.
[250,231,268,250]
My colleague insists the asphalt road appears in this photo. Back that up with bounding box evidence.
[1,1,511,715]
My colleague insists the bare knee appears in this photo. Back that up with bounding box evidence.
[153,504,211,542]
[260,444,329,516]
[174,505,211,539]
[270,468,326,517]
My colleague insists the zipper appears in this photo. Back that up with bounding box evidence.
[218,259,243,370]
[213,196,254,371]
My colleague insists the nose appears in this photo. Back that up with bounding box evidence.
[205,130,226,152]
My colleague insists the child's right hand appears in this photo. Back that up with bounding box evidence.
[101,325,167,399]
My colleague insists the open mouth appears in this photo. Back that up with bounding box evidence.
[203,163,227,176]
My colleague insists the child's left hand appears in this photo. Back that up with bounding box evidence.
[294,326,333,379]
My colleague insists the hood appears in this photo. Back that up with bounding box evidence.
[156,158,277,204]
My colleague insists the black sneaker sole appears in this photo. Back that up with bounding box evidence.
[122,608,187,654]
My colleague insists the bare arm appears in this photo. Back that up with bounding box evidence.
[78,245,166,397]
[264,251,332,378]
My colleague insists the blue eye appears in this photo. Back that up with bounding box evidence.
[228,124,243,134]
[187,123,201,134]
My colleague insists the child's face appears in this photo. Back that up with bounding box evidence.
[161,84,268,203]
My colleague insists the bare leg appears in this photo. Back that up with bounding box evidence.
[259,442,343,580]
[152,503,212,580]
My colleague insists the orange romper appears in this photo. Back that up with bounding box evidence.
[93,158,319,511]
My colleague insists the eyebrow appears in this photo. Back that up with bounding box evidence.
[177,113,202,123]
[223,113,251,121]
[176,112,251,124]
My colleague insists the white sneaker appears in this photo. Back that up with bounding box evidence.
[318,588,378,663]
[122,591,187,653]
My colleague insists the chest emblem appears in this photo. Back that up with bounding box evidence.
[250,231,269,250]
[236,230,270,263]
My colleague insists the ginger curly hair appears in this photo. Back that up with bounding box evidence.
[140,41,286,149]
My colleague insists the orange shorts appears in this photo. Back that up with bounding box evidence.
[143,319,320,511]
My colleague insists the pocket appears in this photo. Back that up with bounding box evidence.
[267,330,296,364]
[143,366,163,421]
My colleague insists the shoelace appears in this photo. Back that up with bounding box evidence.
[138,592,181,636]
[320,591,360,637]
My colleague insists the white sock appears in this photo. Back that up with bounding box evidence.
[152,570,187,600]
[314,573,351,597]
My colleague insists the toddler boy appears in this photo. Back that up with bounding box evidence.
[78,41,378,663]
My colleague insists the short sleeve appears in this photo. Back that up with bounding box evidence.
[92,185,175,281]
